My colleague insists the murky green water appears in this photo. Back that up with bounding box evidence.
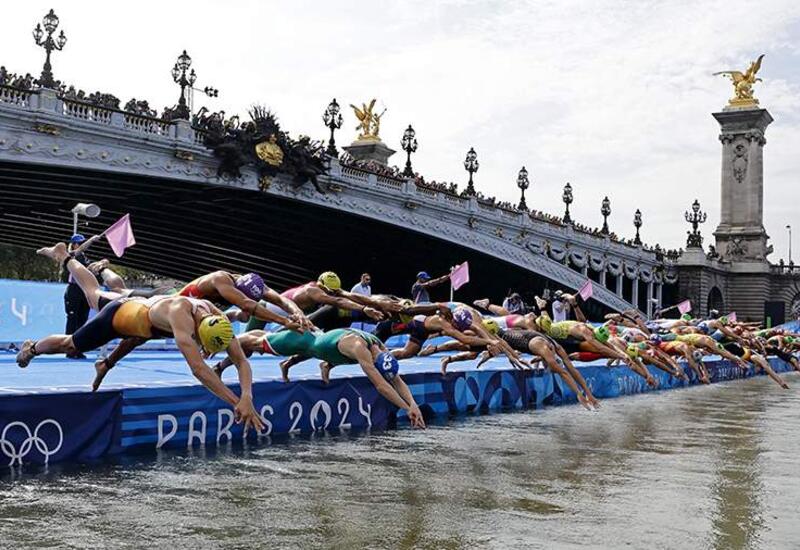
[2,375,800,549]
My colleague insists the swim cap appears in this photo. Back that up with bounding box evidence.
[785,336,795,344]
[693,350,705,361]
[317,271,341,291]
[681,313,693,321]
[70,234,86,244]
[719,316,729,326]
[235,273,264,301]
[594,325,610,343]
[649,334,662,345]
[626,344,639,358]
[397,298,414,324]
[482,318,500,336]
[374,351,399,381]
[452,307,473,331]
[198,315,234,354]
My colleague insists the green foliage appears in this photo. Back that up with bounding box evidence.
[0,244,59,281]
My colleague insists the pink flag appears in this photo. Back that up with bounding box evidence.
[104,214,136,257]
[728,312,737,322]
[677,300,692,314]
[578,279,593,301]
[450,261,470,291]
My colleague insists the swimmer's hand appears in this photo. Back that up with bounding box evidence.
[235,395,264,435]
[363,306,384,321]
[407,406,426,429]
[290,312,314,333]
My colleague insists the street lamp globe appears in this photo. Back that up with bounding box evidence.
[43,9,59,34]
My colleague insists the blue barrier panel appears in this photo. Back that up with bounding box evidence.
[0,279,67,343]
[0,391,122,467]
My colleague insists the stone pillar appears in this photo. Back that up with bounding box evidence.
[712,107,773,262]
[646,281,654,318]
[599,270,606,287]
[632,277,639,310]
[342,139,396,165]
[657,283,663,313]
[615,274,623,297]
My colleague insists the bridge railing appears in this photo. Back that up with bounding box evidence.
[62,97,114,125]
[0,85,33,107]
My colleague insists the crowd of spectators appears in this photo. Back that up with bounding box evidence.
[1,66,175,121]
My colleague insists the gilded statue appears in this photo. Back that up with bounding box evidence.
[714,54,765,107]
[350,99,386,141]
[255,133,284,167]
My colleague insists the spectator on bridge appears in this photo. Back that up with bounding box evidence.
[412,271,450,304]
[62,234,91,359]
[350,273,372,296]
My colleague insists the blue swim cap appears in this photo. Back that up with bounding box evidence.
[374,352,399,381]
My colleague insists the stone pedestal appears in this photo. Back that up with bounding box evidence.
[712,107,773,262]
[343,140,396,166]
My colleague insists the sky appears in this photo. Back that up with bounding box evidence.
[3,1,800,259]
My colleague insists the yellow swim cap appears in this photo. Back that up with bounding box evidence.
[198,315,234,354]
[398,298,414,324]
[317,271,341,291]
[482,318,500,336]
[626,343,639,358]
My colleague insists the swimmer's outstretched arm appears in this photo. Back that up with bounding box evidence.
[346,341,425,429]
[216,281,302,331]
[391,375,426,429]
[262,288,313,331]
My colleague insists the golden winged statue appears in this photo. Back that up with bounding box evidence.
[350,99,386,141]
[714,54,765,107]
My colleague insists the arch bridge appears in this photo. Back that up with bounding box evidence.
[0,85,676,313]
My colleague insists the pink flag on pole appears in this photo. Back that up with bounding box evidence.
[728,311,737,322]
[677,300,692,314]
[578,279,593,301]
[450,261,470,291]
[104,214,136,257]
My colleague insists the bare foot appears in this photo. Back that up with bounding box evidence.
[92,358,112,391]
[319,361,332,384]
[16,340,37,368]
[36,242,68,262]
[419,345,437,357]
[87,259,110,275]
[473,298,490,310]
[279,359,292,383]
[440,356,450,376]
[589,396,601,409]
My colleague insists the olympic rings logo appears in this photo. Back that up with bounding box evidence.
[0,420,64,466]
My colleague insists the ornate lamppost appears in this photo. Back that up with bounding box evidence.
[601,196,611,234]
[464,147,479,196]
[401,125,418,177]
[516,166,529,210]
[684,199,707,247]
[170,50,195,120]
[562,182,573,224]
[322,98,343,157]
[633,209,643,245]
[32,9,67,89]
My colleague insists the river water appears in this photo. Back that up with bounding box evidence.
[2,374,799,549]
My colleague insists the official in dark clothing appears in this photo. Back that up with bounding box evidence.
[63,234,91,358]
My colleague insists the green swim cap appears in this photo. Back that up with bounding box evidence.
[594,325,610,343]
[719,316,729,326]
[681,313,693,321]
[785,336,795,344]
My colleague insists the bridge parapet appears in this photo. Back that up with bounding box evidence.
[0,84,675,313]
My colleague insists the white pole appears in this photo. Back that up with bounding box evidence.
[73,212,78,234]
[788,224,793,264]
